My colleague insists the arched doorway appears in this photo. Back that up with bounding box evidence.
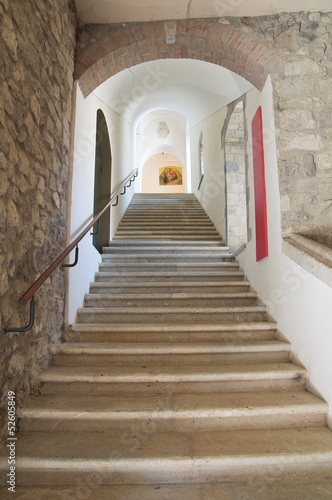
[93,109,112,252]
[73,19,277,242]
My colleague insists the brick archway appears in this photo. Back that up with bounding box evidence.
[75,19,280,97]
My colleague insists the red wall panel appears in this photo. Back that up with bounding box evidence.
[252,106,268,261]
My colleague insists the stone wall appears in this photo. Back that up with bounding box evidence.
[225,101,247,250]
[239,12,332,248]
[0,0,76,432]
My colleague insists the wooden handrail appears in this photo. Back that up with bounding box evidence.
[19,168,139,305]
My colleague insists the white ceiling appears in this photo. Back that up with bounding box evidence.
[75,0,331,24]
[92,59,253,127]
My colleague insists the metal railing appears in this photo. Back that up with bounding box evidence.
[4,168,139,334]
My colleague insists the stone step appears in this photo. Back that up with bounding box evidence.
[2,428,332,486]
[127,206,201,209]
[18,390,326,433]
[84,292,258,308]
[122,209,209,213]
[64,322,278,343]
[115,228,219,234]
[5,479,332,500]
[113,234,223,240]
[98,262,240,273]
[118,221,215,227]
[120,217,213,222]
[101,253,235,263]
[38,362,307,395]
[51,340,290,366]
[114,233,221,239]
[128,201,199,204]
[102,249,234,263]
[89,282,250,294]
[76,305,267,324]
[127,198,199,202]
[103,245,231,254]
[107,240,227,247]
[94,271,245,282]
[132,193,196,196]
[122,212,210,218]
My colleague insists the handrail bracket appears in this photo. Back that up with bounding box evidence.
[63,245,79,268]
[4,296,35,334]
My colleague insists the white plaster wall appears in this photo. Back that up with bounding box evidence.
[191,108,228,238]
[237,77,332,425]
[67,87,133,323]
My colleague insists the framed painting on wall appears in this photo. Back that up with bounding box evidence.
[159,167,183,186]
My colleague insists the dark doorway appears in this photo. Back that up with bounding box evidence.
[93,110,112,252]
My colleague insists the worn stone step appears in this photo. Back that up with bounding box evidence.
[84,292,258,308]
[101,253,235,263]
[117,223,218,228]
[122,209,209,214]
[103,245,231,254]
[123,204,206,208]
[113,234,223,240]
[5,479,332,500]
[94,271,245,283]
[51,340,290,366]
[76,305,267,324]
[64,322,278,343]
[107,240,227,247]
[120,217,212,222]
[128,201,199,204]
[121,213,210,219]
[41,362,306,394]
[128,205,200,208]
[118,221,215,227]
[89,281,250,294]
[98,262,240,273]
[100,260,238,267]
[2,427,332,486]
[18,390,326,433]
[115,229,220,235]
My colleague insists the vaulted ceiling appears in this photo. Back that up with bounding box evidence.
[74,0,331,24]
[92,59,253,127]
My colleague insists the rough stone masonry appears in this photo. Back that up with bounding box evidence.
[243,12,332,248]
[0,0,76,433]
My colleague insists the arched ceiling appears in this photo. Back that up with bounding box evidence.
[92,59,253,127]
[74,0,331,24]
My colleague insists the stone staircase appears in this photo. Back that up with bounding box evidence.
[1,193,332,499]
